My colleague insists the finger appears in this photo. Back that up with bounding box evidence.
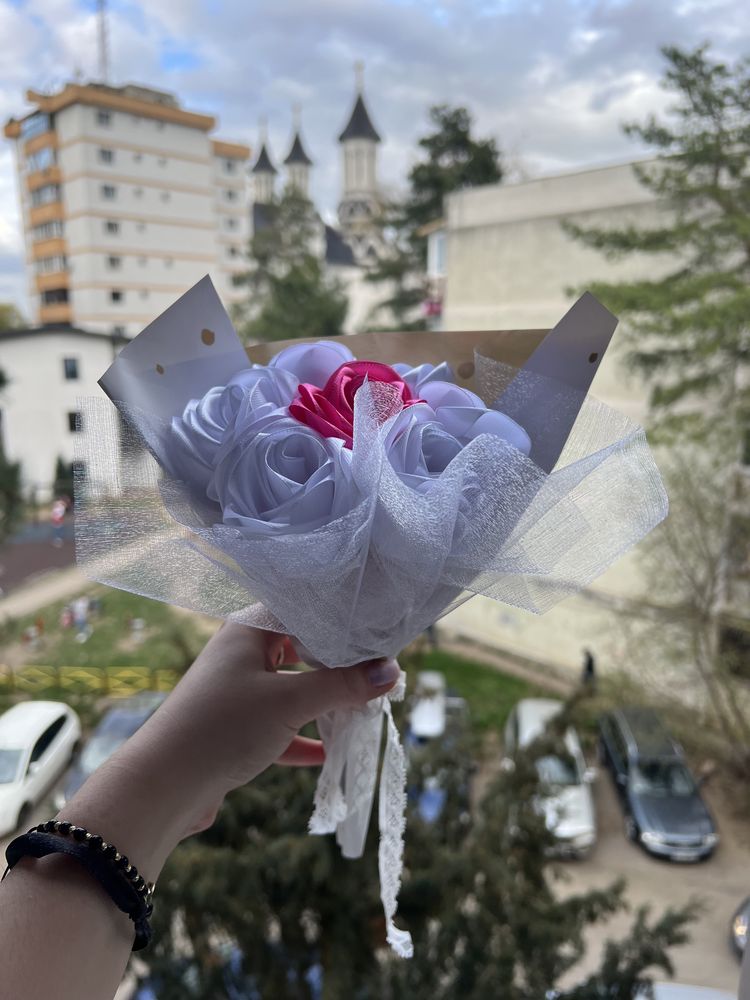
[278,735,326,767]
[281,658,401,728]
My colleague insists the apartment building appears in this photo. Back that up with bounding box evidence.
[4,82,250,336]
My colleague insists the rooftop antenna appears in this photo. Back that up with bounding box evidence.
[354,60,364,93]
[97,0,110,83]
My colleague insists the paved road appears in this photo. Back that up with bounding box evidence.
[561,773,745,993]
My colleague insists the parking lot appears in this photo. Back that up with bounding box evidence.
[558,770,746,993]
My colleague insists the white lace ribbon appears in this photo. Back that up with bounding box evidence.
[309,671,413,958]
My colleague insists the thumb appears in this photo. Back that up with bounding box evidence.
[283,658,401,727]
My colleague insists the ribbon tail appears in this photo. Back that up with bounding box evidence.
[336,705,383,859]
[309,707,351,835]
[379,695,413,958]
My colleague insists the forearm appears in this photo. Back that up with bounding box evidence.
[0,724,199,1000]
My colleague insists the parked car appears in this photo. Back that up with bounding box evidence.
[55,691,167,810]
[730,896,750,959]
[408,670,447,741]
[0,701,81,837]
[598,706,718,861]
[503,698,596,858]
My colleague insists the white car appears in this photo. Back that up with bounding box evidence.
[0,701,81,837]
[409,671,447,741]
[504,698,596,858]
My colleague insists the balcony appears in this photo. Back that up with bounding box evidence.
[39,302,72,324]
[36,271,69,292]
[28,202,64,227]
[32,237,67,259]
[26,165,62,192]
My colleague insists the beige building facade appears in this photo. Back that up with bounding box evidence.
[438,161,675,681]
[4,83,250,336]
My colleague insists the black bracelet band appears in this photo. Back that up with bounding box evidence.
[2,821,155,951]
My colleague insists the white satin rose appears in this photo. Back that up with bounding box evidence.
[168,366,298,493]
[209,410,356,537]
[269,339,355,386]
[386,381,531,490]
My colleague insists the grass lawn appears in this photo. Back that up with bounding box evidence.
[7,586,210,671]
[400,647,543,734]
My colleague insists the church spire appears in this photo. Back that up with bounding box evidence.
[251,118,276,204]
[338,62,381,144]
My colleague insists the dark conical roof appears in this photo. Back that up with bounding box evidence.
[284,131,313,166]
[251,142,277,174]
[338,93,381,143]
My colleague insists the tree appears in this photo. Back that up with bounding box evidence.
[367,105,503,331]
[0,368,22,544]
[137,697,695,999]
[0,302,24,333]
[233,189,348,343]
[564,45,750,445]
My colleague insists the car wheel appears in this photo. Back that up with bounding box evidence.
[624,814,638,843]
[16,803,32,832]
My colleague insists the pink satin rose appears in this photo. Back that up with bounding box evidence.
[289,360,423,448]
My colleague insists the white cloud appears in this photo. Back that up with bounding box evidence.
[0,0,747,316]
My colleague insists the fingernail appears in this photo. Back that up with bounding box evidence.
[366,658,400,688]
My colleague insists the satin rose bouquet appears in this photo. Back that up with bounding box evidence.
[77,277,668,956]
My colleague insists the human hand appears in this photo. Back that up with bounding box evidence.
[58,623,400,879]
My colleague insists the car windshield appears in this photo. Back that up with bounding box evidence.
[536,754,580,787]
[631,760,696,798]
[0,749,23,784]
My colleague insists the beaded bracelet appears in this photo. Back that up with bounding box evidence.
[2,820,156,951]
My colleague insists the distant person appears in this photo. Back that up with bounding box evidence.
[50,498,66,548]
[581,648,596,692]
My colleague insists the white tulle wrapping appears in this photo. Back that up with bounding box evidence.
[76,356,667,958]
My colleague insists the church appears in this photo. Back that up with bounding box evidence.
[247,72,388,334]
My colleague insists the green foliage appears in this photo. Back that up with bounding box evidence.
[0,302,24,333]
[0,366,22,543]
[13,587,206,671]
[137,662,694,999]
[233,189,348,342]
[367,104,503,330]
[400,647,541,733]
[564,45,750,442]
[53,455,73,502]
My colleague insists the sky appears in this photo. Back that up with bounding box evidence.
[0,0,747,315]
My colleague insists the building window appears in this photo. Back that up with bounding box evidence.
[71,460,86,481]
[36,255,67,274]
[20,112,50,139]
[63,358,79,380]
[224,159,236,174]
[104,220,120,235]
[133,187,143,198]
[158,157,167,167]
[98,148,114,164]
[42,288,68,304]
[140,289,149,299]
[112,325,126,335]
[27,147,56,172]
[110,289,123,303]
[97,109,112,126]
[164,258,173,268]
[67,411,82,433]
[224,217,237,231]
[160,191,170,202]
[227,246,239,258]
[101,184,117,200]
[224,189,237,202]
[107,255,121,269]
[32,220,64,240]
[133,152,142,162]
[136,222,146,232]
[138,256,146,267]
[30,184,60,207]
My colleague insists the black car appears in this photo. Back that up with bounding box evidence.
[54,691,167,809]
[598,707,718,862]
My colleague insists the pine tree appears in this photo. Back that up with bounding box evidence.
[564,45,750,445]
[367,105,503,331]
[233,190,347,343]
[0,368,22,544]
[136,702,695,999]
